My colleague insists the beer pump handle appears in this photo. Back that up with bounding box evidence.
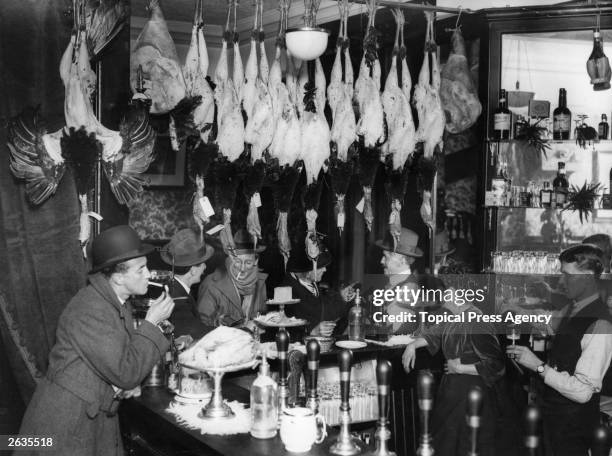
[417,371,434,403]
[306,338,320,395]
[276,329,289,384]
[339,349,353,409]
[524,404,541,455]
[377,359,392,423]
[591,426,610,456]
[467,387,483,456]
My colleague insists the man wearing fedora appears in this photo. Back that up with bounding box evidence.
[375,227,423,335]
[282,244,356,337]
[161,228,215,339]
[197,229,268,328]
[19,225,174,456]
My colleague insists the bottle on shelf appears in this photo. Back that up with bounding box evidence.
[540,182,553,208]
[553,162,569,207]
[493,89,511,140]
[553,88,572,140]
[514,115,526,138]
[599,114,609,140]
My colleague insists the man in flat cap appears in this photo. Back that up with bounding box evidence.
[161,228,215,339]
[19,225,174,456]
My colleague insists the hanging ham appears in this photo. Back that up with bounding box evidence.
[130,0,186,114]
[440,27,482,134]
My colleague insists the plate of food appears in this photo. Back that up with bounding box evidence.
[335,340,367,350]
[255,311,307,327]
[178,326,258,372]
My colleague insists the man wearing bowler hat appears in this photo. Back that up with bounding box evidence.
[161,228,215,339]
[375,227,423,335]
[18,225,174,456]
[197,229,268,328]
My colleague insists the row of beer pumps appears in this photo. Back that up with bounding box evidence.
[272,328,611,456]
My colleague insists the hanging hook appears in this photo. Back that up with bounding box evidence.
[455,6,463,30]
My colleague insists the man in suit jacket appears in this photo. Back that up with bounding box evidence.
[198,229,267,328]
[19,225,174,456]
[283,244,355,337]
[161,228,215,339]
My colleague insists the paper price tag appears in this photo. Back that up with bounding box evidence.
[356,198,365,213]
[199,197,215,217]
[337,212,345,227]
[206,224,224,235]
[87,211,104,221]
[252,192,262,208]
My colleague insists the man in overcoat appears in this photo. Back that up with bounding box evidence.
[18,225,174,455]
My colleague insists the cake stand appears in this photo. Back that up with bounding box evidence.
[180,359,259,419]
[265,298,301,319]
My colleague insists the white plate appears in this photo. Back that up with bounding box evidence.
[335,340,367,349]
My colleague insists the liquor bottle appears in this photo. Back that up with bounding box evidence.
[250,355,278,439]
[599,114,610,140]
[553,88,571,140]
[493,89,511,140]
[540,182,553,208]
[587,31,612,91]
[514,115,526,139]
[553,162,569,206]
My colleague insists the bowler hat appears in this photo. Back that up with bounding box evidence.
[90,225,154,273]
[227,229,266,255]
[286,245,332,273]
[375,228,423,257]
[161,229,214,267]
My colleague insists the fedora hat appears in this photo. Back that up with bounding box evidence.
[161,229,214,267]
[434,229,455,257]
[90,225,154,273]
[375,228,423,257]
[226,229,266,255]
[286,244,332,273]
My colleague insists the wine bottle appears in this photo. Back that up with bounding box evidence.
[588,31,612,91]
[599,114,609,140]
[493,89,511,140]
[553,88,571,140]
[553,162,569,206]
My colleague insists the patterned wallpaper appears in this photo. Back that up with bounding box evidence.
[128,188,196,240]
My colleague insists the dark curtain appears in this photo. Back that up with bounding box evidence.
[0,0,86,403]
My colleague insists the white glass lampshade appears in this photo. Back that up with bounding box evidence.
[285,27,330,61]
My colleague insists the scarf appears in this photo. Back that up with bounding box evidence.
[226,257,258,297]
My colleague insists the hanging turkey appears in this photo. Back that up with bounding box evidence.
[413,11,445,158]
[354,0,385,148]
[440,27,482,133]
[182,0,215,144]
[381,9,415,170]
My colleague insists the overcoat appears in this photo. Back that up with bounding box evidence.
[18,273,170,455]
[168,278,212,339]
[197,267,267,326]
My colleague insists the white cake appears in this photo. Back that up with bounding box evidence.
[273,286,293,302]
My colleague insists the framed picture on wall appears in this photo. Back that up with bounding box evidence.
[142,132,186,187]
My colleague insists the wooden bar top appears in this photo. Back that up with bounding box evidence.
[120,382,364,456]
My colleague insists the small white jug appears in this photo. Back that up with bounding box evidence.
[280,407,327,453]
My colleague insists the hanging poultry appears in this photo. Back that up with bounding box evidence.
[354,0,385,148]
[182,0,215,144]
[381,9,415,170]
[413,11,445,158]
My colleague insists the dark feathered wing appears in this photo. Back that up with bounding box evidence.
[103,98,156,205]
[6,108,66,205]
[85,0,129,58]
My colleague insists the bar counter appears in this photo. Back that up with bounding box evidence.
[119,343,441,456]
